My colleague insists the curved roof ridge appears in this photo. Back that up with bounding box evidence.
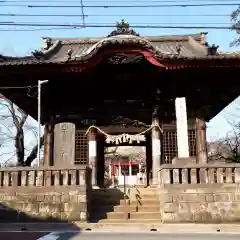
[0,54,34,61]
[44,32,206,45]
[41,40,61,56]
[73,34,158,60]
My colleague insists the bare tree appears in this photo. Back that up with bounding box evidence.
[0,98,44,167]
[208,122,240,163]
[231,7,240,47]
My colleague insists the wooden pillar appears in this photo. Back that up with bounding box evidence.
[145,133,152,186]
[43,123,51,166]
[53,122,76,167]
[175,97,189,158]
[97,134,105,187]
[152,117,161,185]
[196,118,208,164]
[88,128,97,186]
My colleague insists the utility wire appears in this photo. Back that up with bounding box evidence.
[0,85,37,89]
[0,23,237,29]
[0,22,233,25]
[0,27,80,31]
[1,0,240,2]
[0,13,232,17]
[0,25,234,31]
[0,3,239,8]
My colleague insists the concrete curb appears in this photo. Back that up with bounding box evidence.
[1,223,240,233]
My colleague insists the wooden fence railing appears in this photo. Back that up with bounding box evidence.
[158,164,240,185]
[0,166,91,188]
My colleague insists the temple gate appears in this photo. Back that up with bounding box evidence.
[0,20,240,223]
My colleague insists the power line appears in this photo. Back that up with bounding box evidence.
[0,22,237,29]
[1,0,240,2]
[0,85,37,89]
[0,13,231,17]
[0,27,80,31]
[0,24,234,31]
[0,3,239,8]
[0,21,233,25]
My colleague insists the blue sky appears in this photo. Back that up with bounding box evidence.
[0,0,239,146]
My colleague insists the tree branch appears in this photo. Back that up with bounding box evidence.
[23,136,44,166]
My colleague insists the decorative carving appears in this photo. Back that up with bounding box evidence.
[66,48,73,60]
[107,53,143,64]
[107,19,140,37]
[112,116,149,128]
[31,50,44,59]
[43,37,52,50]
[176,42,183,56]
[205,43,219,56]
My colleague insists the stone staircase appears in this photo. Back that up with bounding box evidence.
[89,187,161,223]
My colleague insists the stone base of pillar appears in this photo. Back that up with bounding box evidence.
[151,178,159,185]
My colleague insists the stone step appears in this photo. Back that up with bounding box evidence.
[114,205,160,212]
[96,218,161,224]
[91,189,158,196]
[91,194,158,201]
[91,204,160,213]
[120,199,159,205]
[91,187,158,194]
[91,198,159,206]
[130,196,159,201]
[106,212,161,220]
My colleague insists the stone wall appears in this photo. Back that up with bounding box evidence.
[0,186,88,222]
[159,184,240,223]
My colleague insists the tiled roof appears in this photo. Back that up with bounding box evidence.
[1,21,240,66]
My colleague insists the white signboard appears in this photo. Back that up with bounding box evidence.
[89,140,97,157]
[175,97,189,158]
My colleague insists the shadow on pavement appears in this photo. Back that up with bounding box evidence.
[0,202,81,239]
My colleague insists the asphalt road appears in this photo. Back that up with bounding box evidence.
[0,232,51,240]
[1,232,240,240]
[68,232,240,240]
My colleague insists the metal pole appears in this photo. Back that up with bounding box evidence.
[37,80,48,167]
[37,81,41,167]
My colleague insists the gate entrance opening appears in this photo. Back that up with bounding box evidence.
[105,146,146,187]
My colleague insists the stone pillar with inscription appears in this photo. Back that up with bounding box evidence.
[88,128,97,186]
[152,116,161,185]
[196,118,208,164]
[175,97,190,158]
[54,122,76,167]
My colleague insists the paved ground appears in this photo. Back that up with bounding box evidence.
[48,232,240,240]
[1,232,240,240]
[0,231,51,240]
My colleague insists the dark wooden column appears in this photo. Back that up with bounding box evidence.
[145,133,152,187]
[88,128,97,186]
[53,122,76,167]
[43,122,53,166]
[97,134,105,187]
[196,118,208,164]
